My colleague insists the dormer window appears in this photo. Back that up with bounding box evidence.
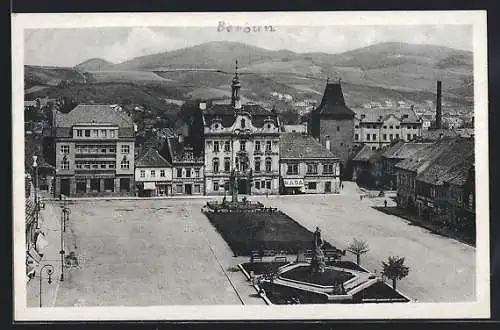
[241,119,246,129]
[214,124,219,129]
[267,124,271,129]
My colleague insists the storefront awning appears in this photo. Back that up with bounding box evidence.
[144,182,156,190]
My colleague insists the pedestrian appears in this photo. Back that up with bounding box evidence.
[360,195,363,201]
[384,199,388,208]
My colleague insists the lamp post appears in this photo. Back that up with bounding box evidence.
[32,156,39,229]
[39,264,54,307]
[59,207,65,282]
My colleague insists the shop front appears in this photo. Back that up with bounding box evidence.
[282,178,304,195]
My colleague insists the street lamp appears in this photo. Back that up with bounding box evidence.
[39,264,54,307]
[32,155,39,229]
[59,207,66,282]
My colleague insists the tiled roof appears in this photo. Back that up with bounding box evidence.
[203,103,278,128]
[279,133,339,159]
[54,104,134,128]
[394,138,457,173]
[165,137,204,164]
[354,107,421,123]
[352,145,378,162]
[136,148,171,168]
[420,129,458,141]
[415,138,474,185]
[382,141,434,159]
[313,83,355,117]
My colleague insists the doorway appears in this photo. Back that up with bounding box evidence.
[325,181,331,193]
[238,179,249,195]
[185,184,192,195]
[60,178,70,196]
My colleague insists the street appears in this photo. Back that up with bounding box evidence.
[26,181,476,306]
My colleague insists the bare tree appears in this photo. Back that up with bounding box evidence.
[347,238,369,266]
[381,256,410,290]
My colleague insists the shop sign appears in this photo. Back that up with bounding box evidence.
[284,178,304,187]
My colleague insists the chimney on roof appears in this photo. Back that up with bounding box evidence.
[436,80,442,129]
[178,133,184,144]
[325,137,331,151]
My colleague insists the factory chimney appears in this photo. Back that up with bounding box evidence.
[436,80,442,129]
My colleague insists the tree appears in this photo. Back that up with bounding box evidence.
[347,238,369,266]
[381,256,410,290]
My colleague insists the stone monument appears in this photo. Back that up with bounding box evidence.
[310,227,326,273]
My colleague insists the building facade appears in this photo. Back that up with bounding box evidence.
[164,135,205,195]
[53,104,135,197]
[353,107,423,149]
[279,132,341,194]
[135,148,173,197]
[308,81,355,166]
[202,61,280,195]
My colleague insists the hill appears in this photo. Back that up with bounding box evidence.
[75,58,115,71]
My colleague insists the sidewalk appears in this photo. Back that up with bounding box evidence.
[26,202,63,307]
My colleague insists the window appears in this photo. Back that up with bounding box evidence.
[110,130,116,138]
[366,134,370,141]
[195,168,201,178]
[121,145,130,154]
[241,119,246,128]
[240,140,246,151]
[224,182,230,191]
[223,158,230,172]
[287,164,299,175]
[84,163,90,169]
[254,157,261,172]
[323,164,334,174]
[337,126,340,132]
[354,125,359,129]
[61,160,69,170]
[104,178,114,192]
[109,163,115,169]
[92,163,98,169]
[76,163,82,169]
[92,129,98,137]
[255,141,261,151]
[213,141,220,152]
[413,134,417,140]
[372,134,376,140]
[383,125,387,129]
[308,182,317,190]
[109,146,116,153]
[390,134,394,140]
[468,193,474,209]
[151,170,156,177]
[256,181,261,189]
[413,125,418,129]
[307,163,318,174]
[120,160,130,169]
[176,168,182,178]
[407,134,411,140]
[185,168,191,178]
[101,129,107,137]
[160,169,165,177]
[213,158,219,173]
[266,181,271,189]
[396,134,399,140]
[85,129,91,137]
[390,125,394,129]
[266,141,272,152]
[224,141,230,152]
[395,126,400,129]
[100,163,106,169]
[213,182,219,191]
[101,147,107,153]
[354,134,359,140]
[383,134,387,141]
[265,158,272,172]
[194,184,201,193]
[60,145,70,154]
[241,159,249,172]
[372,146,377,150]
[76,130,83,137]
[176,184,183,194]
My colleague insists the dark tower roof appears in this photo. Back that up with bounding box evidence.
[314,82,355,118]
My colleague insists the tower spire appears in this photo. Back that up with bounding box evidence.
[231,59,242,109]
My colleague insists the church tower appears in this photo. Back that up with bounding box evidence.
[231,60,242,110]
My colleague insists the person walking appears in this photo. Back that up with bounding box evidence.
[384,199,388,208]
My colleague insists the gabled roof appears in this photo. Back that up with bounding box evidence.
[279,133,339,159]
[135,148,171,168]
[382,141,434,159]
[354,107,421,123]
[352,145,378,162]
[165,136,204,164]
[313,83,355,117]
[394,138,457,173]
[54,104,134,128]
[415,138,474,186]
[203,103,278,128]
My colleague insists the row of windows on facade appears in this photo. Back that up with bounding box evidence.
[211,140,273,153]
[61,160,131,170]
[355,124,420,129]
[61,145,130,154]
[212,157,273,173]
[354,133,418,141]
[211,180,272,191]
[75,128,118,138]
[140,168,201,178]
[74,178,131,193]
[285,163,335,175]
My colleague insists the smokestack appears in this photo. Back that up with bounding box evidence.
[325,138,331,151]
[178,133,184,144]
[436,80,442,129]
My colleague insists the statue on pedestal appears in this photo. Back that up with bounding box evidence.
[310,227,326,273]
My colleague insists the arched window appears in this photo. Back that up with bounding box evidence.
[265,157,272,172]
[213,158,219,173]
[241,119,246,128]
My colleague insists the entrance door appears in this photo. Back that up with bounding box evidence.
[325,181,331,193]
[60,179,70,196]
[238,179,248,195]
[185,184,192,195]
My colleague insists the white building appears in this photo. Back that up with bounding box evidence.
[135,148,173,197]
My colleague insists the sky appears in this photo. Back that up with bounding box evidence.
[24,25,473,67]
